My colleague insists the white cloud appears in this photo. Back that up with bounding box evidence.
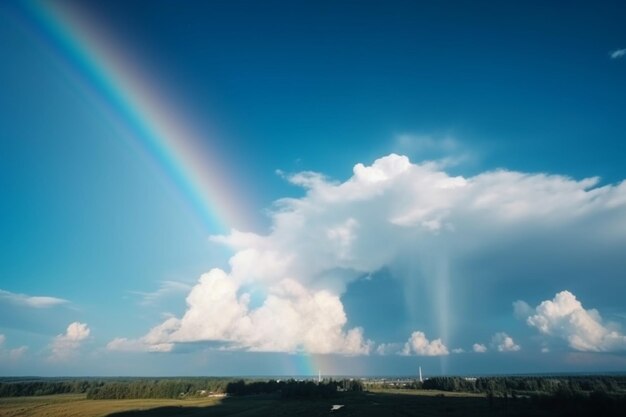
[491,332,521,352]
[375,342,403,356]
[513,300,533,320]
[610,48,626,59]
[0,289,68,308]
[452,348,465,354]
[49,322,90,361]
[0,335,28,362]
[132,281,192,306]
[110,270,371,355]
[106,318,177,353]
[9,346,28,360]
[518,290,626,352]
[473,343,487,353]
[392,134,475,169]
[401,331,449,356]
[110,154,626,355]
[106,337,173,353]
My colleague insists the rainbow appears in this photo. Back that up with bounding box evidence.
[17,1,332,374]
[20,0,248,233]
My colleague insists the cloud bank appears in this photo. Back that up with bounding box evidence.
[517,290,626,352]
[109,154,626,355]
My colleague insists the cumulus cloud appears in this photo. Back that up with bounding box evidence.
[401,331,449,356]
[451,348,465,354]
[49,322,90,361]
[110,154,626,355]
[610,48,626,59]
[473,343,487,353]
[110,270,371,355]
[0,289,68,308]
[491,333,521,352]
[517,290,626,352]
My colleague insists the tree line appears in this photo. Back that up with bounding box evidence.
[225,378,364,398]
[86,379,231,399]
[424,375,624,395]
[0,377,363,399]
[0,378,231,398]
[0,379,94,397]
[1,375,623,399]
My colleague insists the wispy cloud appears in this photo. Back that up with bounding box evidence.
[131,281,192,306]
[0,289,68,308]
[610,48,626,59]
[392,133,475,168]
[0,334,28,362]
[375,342,403,355]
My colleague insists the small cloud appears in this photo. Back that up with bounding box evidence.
[0,335,28,362]
[451,348,465,354]
[49,322,90,361]
[401,331,449,356]
[9,346,28,360]
[375,342,403,356]
[131,281,192,306]
[513,300,533,319]
[491,332,521,352]
[392,133,474,167]
[473,343,487,353]
[518,290,626,352]
[610,48,626,59]
[0,289,68,308]
[106,337,174,353]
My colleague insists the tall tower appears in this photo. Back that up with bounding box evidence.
[419,366,423,383]
[318,369,322,383]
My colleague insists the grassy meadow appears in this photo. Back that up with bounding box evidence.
[0,390,609,417]
[0,393,221,417]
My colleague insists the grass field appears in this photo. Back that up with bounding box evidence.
[0,391,552,417]
[0,394,221,417]
[1,389,621,417]
[106,391,553,417]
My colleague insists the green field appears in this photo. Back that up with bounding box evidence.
[0,390,604,417]
[0,394,221,417]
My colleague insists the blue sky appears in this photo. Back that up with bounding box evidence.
[1,0,626,376]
